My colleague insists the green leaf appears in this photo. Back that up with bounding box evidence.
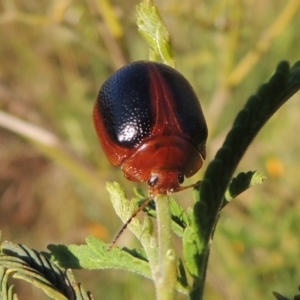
[106,182,153,242]
[121,247,148,262]
[169,198,191,234]
[10,269,68,300]
[194,60,300,239]
[106,182,140,228]
[177,258,188,288]
[144,198,190,237]
[272,291,290,300]
[64,269,94,300]
[190,60,300,298]
[222,170,266,207]
[1,242,66,292]
[0,241,92,300]
[182,226,204,278]
[136,0,174,66]
[0,266,18,300]
[49,236,152,279]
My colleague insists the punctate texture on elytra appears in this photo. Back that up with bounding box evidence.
[93,61,208,195]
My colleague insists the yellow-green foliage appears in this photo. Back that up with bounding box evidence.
[0,0,300,299]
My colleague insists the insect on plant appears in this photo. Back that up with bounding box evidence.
[93,60,208,247]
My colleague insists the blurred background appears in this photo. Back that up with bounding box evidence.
[0,0,300,299]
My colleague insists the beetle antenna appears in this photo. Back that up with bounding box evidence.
[178,180,201,192]
[108,197,154,251]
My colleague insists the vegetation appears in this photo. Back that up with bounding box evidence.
[0,0,300,299]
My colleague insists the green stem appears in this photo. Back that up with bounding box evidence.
[154,194,177,300]
[192,60,300,298]
[156,195,172,265]
[139,218,159,279]
[190,246,211,300]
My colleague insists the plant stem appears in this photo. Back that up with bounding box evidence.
[154,194,177,300]
[156,195,172,266]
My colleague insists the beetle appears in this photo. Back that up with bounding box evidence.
[93,61,208,196]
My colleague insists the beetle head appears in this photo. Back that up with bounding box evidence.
[147,170,185,196]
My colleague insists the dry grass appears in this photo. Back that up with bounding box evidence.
[0,0,300,299]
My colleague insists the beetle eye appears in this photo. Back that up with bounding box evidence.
[148,175,159,187]
[178,173,184,184]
